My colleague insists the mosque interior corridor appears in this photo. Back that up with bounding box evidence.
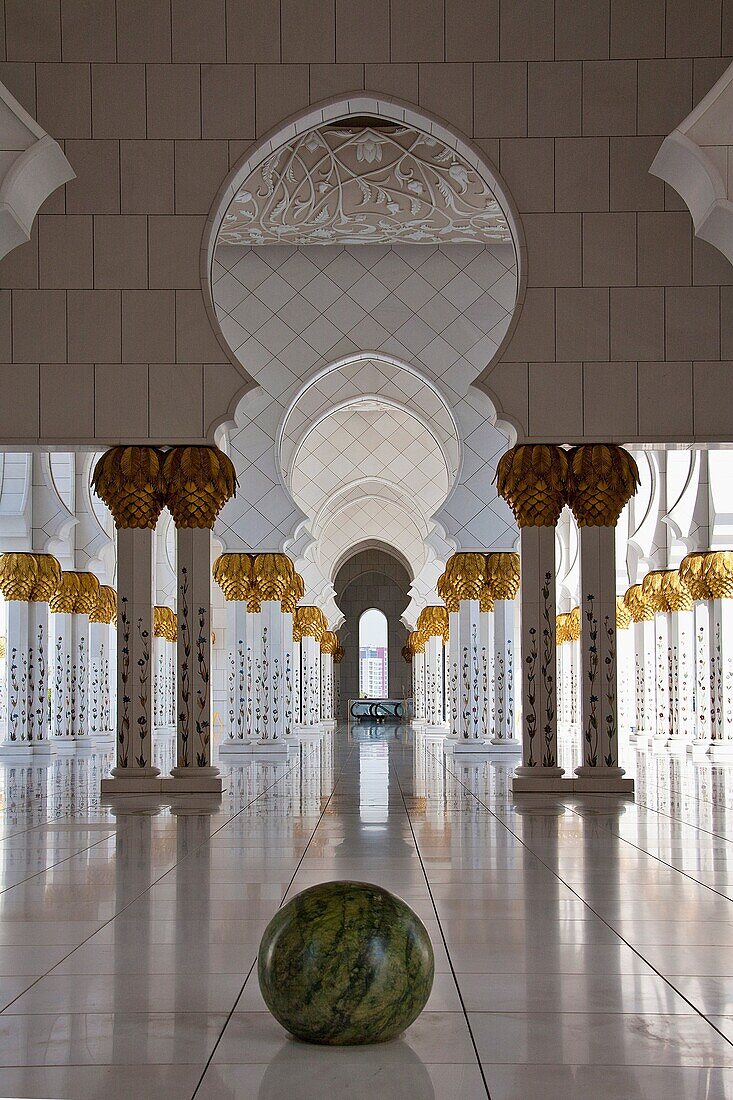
[0,725,724,1098]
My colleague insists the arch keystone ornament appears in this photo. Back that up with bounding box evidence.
[565,445,638,791]
[497,445,569,791]
[0,552,62,755]
[164,446,238,791]
[95,447,168,793]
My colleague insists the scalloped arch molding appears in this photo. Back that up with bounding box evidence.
[0,81,74,261]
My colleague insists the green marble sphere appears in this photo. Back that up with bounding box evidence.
[258,880,434,1045]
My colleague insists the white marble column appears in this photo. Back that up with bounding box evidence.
[92,446,170,793]
[642,571,675,750]
[670,595,695,751]
[416,607,449,740]
[333,646,343,718]
[514,526,565,787]
[320,631,338,730]
[681,551,733,758]
[485,553,521,751]
[50,571,100,753]
[409,632,426,727]
[565,446,638,792]
[89,587,116,748]
[151,605,175,740]
[574,526,632,790]
[625,585,656,745]
[293,606,326,739]
[615,599,634,745]
[0,553,61,756]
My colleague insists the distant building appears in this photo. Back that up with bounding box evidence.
[359,646,388,697]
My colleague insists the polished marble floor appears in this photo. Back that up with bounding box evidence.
[0,727,729,1097]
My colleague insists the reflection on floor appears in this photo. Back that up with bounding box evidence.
[0,725,729,1098]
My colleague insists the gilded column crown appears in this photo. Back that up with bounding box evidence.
[0,553,38,600]
[555,612,570,645]
[679,552,714,601]
[293,606,327,641]
[153,606,177,642]
[282,570,305,614]
[624,584,653,622]
[213,553,255,603]
[92,446,166,529]
[641,569,692,613]
[252,553,295,607]
[0,637,5,659]
[700,550,733,599]
[566,445,639,527]
[321,630,339,654]
[484,552,520,600]
[90,585,117,625]
[162,446,237,529]
[615,596,632,630]
[496,444,569,527]
[28,554,62,602]
[568,606,581,641]
[417,606,450,642]
[407,629,425,655]
[334,644,344,664]
[50,571,101,615]
[437,552,487,611]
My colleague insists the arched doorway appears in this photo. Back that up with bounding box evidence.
[358,609,388,698]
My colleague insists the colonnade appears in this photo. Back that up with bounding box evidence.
[213,552,342,755]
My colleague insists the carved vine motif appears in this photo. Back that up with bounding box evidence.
[135,618,150,767]
[461,644,470,739]
[272,656,280,739]
[696,624,709,737]
[77,634,87,737]
[8,646,20,741]
[247,644,254,735]
[471,625,480,739]
[541,572,555,767]
[178,567,191,766]
[228,651,236,739]
[481,645,489,738]
[195,606,210,766]
[525,628,538,766]
[603,613,617,767]
[506,640,514,736]
[285,651,292,737]
[119,599,131,765]
[496,654,505,736]
[237,642,245,740]
[219,124,511,246]
[450,660,459,738]
[584,594,599,767]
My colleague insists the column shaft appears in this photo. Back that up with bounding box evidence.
[112,527,159,779]
[173,527,216,776]
[514,525,564,784]
[492,599,517,744]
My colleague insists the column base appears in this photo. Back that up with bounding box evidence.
[573,765,633,793]
[218,738,256,754]
[251,740,290,757]
[161,774,223,794]
[51,738,81,756]
[488,738,522,753]
[666,736,691,753]
[451,739,490,754]
[293,724,323,742]
[91,732,115,748]
[693,740,733,760]
[512,766,568,793]
[421,724,449,742]
[102,774,224,795]
[0,741,34,758]
[170,765,220,779]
